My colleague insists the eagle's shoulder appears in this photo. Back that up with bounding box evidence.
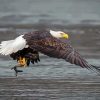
[23,30,52,41]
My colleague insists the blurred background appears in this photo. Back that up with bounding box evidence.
[0,1,100,100]
[0,0,100,77]
[0,0,100,25]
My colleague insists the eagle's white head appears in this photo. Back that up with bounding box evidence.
[50,30,69,39]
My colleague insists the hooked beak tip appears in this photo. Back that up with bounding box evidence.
[62,33,69,39]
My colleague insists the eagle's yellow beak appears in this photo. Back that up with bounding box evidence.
[61,33,69,39]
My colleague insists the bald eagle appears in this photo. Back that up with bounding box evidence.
[0,30,100,75]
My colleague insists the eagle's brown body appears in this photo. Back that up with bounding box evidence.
[24,31,97,69]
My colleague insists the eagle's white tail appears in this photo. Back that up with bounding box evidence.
[0,35,27,55]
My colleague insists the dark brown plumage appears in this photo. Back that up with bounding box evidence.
[10,48,40,66]
[23,30,100,72]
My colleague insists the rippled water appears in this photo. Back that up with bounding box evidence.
[0,57,100,78]
[0,0,100,25]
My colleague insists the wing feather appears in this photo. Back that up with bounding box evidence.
[29,37,100,73]
[0,35,26,55]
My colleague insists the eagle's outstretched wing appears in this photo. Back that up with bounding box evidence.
[29,37,100,73]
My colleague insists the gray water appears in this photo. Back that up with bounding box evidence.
[0,57,100,78]
[0,0,100,25]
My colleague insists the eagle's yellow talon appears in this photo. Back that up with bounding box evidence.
[18,57,27,67]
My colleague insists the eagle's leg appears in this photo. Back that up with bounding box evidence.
[11,65,23,76]
[11,57,28,76]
